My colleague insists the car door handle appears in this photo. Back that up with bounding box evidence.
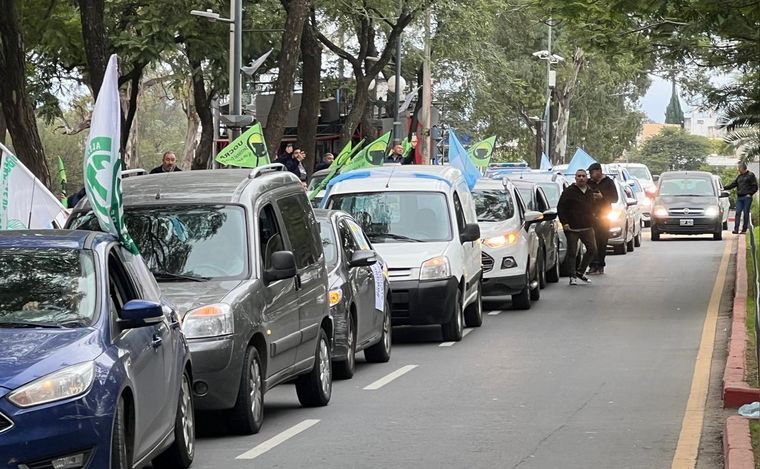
[151,335,163,348]
[294,274,302,291]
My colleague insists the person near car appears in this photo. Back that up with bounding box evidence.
[276,145,300,176]
[587,162,616,275]
[314,153,334,172]
[724,161,758,234]
[557,169,598,285]
[149,151,181,174]
[295,150,308,182]
[385,144,405,164]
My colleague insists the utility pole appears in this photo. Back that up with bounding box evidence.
[392,0,403,146]
[229,0,243,142]
[421,7,432,164]
[544,18,553,164]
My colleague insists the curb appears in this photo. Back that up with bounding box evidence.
[724,416,754,469]
[722,234,760,407]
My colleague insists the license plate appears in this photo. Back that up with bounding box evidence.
[680,219,694,226]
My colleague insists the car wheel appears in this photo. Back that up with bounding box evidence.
[537,250,547,289]
[153,371,195,468]
[714,230,723,241]
[546,243,560,283]
[723,221,728,230]
[634,232,642,247]
[651,226,660,241]
[296,329,332,407]
[464,284,483,327]
[365,301,391,363]
[529,257,541,301]
[111,398,130,469]
[626,237,634,252]
[441,290,464,341]
[334,313,356,380]
[613,242,626,255]
[229,347,264,435]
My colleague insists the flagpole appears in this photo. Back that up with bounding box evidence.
[421,7,432,164]
[392,0,403,146]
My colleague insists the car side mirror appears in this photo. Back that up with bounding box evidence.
[542,209,557,221]
[720,191,730,198]
[626,198,638,206]
[119,300,163,329]
[349,250,377,267]
[524,210,544,225]
[460,223,481,243]
[263,251,297,284]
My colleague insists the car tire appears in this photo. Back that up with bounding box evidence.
[613,242,626,255]
[229,347,264,435]
[111,398,130,469]
[714,230,723,241]
[634,232,642,247]
[529,258,541,301]
[626,237,634,252]
[511,278,531,310]
[723,221,729,230]
[296,329,332,407]
[441,290,464,341]
[651,226,660,241]
[365,301,392,363]
[546,243,560,283]
[537,250,547,289]
[334,312,356,380]
[464,285,483,327]
[153,371,195,469]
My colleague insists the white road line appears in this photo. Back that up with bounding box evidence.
[363,365,418,390]
[463,328,474,337]
[236,419,320,460]
[439,341,455,347]
[488,311,501,316]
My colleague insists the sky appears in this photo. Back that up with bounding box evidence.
[639,75,688,123]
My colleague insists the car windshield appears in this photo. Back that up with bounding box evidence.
[327,191,452,243]
[536,183,560,207]
[659,178,715,197]
[0,248,97,328]
[308,174,327,191]
[319,220,339,268]
[626,166,652,180]
[73,205,248,280]
[473,189,515,222]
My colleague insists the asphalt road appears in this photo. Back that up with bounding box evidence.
[186,231,731,469]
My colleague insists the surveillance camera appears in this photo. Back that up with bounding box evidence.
[532,50,549,59]
[190,9,220,21]
[550,54,565,64]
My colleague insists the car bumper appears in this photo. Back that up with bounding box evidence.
[652,217,721,234]
[0,385,116,468]
[481,273,528,301]
[607,223,625,244]
[389,277,458,326]
[187,335,241,410]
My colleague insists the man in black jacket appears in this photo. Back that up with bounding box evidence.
[557,169,598,285]
[725,161,758,234]
[587,162,617,275]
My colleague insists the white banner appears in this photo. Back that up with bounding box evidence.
[0,144,70,230]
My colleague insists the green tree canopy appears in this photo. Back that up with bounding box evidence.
[664,81,684,125]
[632,127,710,174]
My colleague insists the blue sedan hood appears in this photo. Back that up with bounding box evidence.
[0,328,102,391]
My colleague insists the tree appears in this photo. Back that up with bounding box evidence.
[664,81,684,125]
[296,13,322,175]
[632,127,710,174]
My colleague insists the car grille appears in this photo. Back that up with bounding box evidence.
[0,412,12,434]
[482,252,494,273]
[388,268,413,280]
[390,289,410,317]
[668,208,705,216]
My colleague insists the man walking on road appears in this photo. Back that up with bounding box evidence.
[557,169,598,285]
[725,161,758,234]
[587,163,616,275]
[149,151,181,174]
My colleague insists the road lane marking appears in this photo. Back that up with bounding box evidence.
[439,341,455,347]
[236,419,320,460]
[488,311,501,316]
[363,365,418,390]
[671,239,731,469]
[463,328,474,337]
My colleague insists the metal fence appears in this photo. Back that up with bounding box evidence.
[750,220,760,384]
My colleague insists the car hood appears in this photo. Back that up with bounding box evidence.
[655,195,717,206]
[373,242,450,270]
[478,220,519,240]
[0,328,102,391]
[158,280,243,316]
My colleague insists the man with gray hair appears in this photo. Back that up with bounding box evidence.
[725,161,758,234]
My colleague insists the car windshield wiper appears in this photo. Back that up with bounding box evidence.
[0,321,63,329]
[152,271,210,282]
[370,233,423,242]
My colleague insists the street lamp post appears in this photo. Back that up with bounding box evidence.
[393,0,403,146]
[529,116,543,169]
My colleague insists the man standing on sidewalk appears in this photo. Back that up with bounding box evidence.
[557,169,598,285]
[587,162,617,274]
[725,161,758,234]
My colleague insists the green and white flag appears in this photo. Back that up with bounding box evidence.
[468,136,496,168]
[307,140,355,201]
[215,122,270,168]
[83,54,138,254]
[340,132,391,174]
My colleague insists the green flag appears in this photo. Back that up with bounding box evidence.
[340,132,391,174]
[308,140,364,201]
[57,156,68,206]
[216,122,270,168]
[468,136,496,168]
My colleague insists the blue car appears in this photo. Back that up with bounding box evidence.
[0,230,195,469]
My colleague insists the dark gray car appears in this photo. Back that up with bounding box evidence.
[511,180,561,286]
[68,164,332,435]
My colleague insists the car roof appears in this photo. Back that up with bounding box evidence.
[312,169,331,177]
[313,208,347,223]
[659,170,713,179]
[474,178,515,191]
[326,165,463,194]
[0,229,114,250]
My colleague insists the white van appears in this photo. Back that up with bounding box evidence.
[323,165,482,341]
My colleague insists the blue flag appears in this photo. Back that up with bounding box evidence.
[564,148,597,176]
[447,130,480,190]
[540,153,552,170]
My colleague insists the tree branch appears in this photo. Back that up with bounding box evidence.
[317,31,361,71]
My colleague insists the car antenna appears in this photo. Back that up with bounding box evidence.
[385,165,397,189]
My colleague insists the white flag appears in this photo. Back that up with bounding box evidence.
[83,54,138,253]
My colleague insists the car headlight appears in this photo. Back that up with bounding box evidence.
[653,206,668,217]
[704,206,720,217]
[483,231,519,248]
[640,198,652,207]
[607,208,624,222]
[419,256,450,281]
[329,289,343,307]
[8,362,95,408]
[182,303,234,339]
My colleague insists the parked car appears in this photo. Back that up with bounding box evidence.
[620,163,656,194]
[607,180,642,254]
[324,165,483,342]
[473,179,547,309]
[308,168,330,207]
[712,174,731,230]
[627,178,653,227]
[69,164,332,435]
[603,163,634,184]
[650,170,729,241]
[315,209,392,379]
[0,230,194,468]
[510,180,561,286]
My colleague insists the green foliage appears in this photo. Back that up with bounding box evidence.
[664,84,684,125]
[632,127,710,174]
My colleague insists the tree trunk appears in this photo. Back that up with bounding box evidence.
[296,18,322,176]
[181,79,200,171]
[264,0,312,157]
[187,48,214,170]
[342,78,372,145]
[0,0,50,186]
[552,47,585,164]
[77,0,109,97]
